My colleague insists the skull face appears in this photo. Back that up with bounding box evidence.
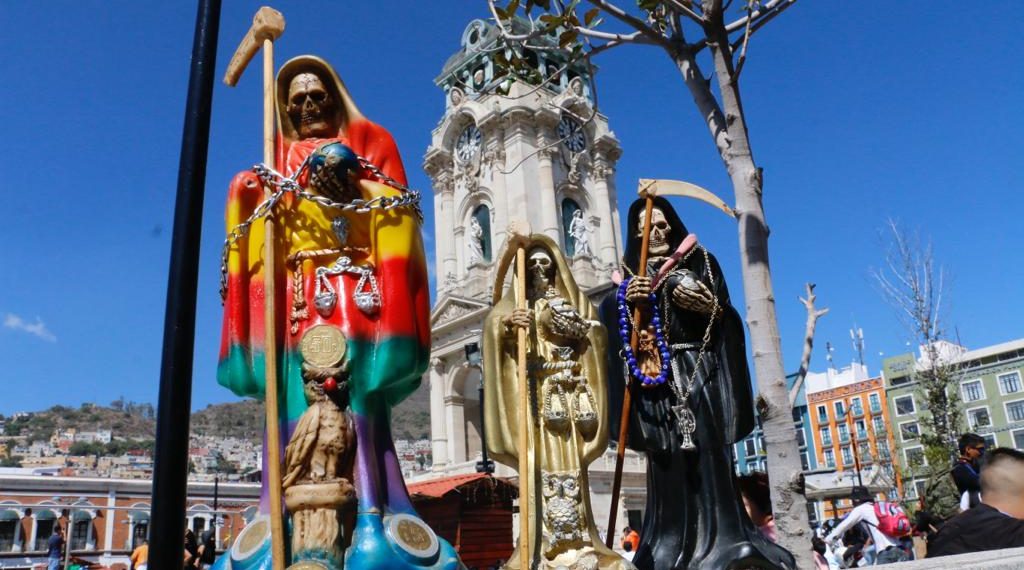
[637,207,671,256]
[287,73,336,139]
[527,247,555,294]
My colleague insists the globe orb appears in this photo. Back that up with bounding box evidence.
[308,142,360,202]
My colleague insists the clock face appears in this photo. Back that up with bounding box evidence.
[456,124,482,163]
[557,115,586,153]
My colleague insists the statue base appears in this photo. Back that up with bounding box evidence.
[286,479,356,566]
[345,512,464,570]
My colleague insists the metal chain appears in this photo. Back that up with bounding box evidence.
[219,153,422,302]
[665,246,720,405]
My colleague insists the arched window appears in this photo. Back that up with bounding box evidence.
[70,517,90,551]
[128,503,150,550]
[561,198,582,256]
[0,503,21,552]
[470,205,492,263]
[33,507,58,552]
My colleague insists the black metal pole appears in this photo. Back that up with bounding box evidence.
[149,1,221,568]
[476,376,494,474]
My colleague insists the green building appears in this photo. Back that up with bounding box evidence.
[882,338,1024,499]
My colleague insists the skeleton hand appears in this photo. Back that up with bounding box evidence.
[503,308,533,332]
[671,277,716,314]
[626,276,652,303]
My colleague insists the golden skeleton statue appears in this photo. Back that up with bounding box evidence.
[484,234,634,570]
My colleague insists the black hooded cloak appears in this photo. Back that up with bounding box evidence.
[600,197,794,570]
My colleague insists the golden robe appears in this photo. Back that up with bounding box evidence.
[483,235,633,570]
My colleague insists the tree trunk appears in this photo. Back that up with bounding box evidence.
[670,30,813,567]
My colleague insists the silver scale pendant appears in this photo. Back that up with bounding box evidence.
[312,217,381,318]
[672,404,697,451]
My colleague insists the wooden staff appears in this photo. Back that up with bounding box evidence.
[514,233,531,570]
[223,7,287,568]
[605,182,656,547]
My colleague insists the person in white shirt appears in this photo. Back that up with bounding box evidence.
[826,487,909,565]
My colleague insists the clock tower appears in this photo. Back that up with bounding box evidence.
[420,18,625,475]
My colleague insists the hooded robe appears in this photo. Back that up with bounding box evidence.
[484,235,632,570]
[218,56,459,569]
[600,197,794,570]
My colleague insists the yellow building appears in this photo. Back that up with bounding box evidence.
[807,364,903,519]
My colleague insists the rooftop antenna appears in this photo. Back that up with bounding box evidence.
[850,325,866,366]
[826,341,835,368]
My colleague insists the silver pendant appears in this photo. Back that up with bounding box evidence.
[354,291,380,315]
[673,404,697,451]
[314,290,337,317]
[331,217,350,245]
[353,271,381,316]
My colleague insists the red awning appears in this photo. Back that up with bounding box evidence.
[407,473,492,499]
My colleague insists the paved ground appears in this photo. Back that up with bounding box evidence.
[891,547,1024,569]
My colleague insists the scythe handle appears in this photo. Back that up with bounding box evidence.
[223,6,286,569]
[606,193,655,547]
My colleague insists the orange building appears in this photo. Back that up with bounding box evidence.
[806,365,903,519]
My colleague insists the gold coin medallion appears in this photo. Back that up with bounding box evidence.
[299,325,347,368]
[237,518,267,554]
[396,519,432,551]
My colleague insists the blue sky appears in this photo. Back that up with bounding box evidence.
[1,2,1021,415]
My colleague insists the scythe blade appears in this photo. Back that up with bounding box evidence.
[638,178,736,218]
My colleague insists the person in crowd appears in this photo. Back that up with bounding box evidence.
[621,525,640,552]
[912,498,941,559]
[47,526,64,570]
[622,542,635,563]
[928,448,1024,557]
[825,487,910,564]
[197,529,217,569]
[810,536,840,570]
[130,538,149,570]
[738,471,777,542]
[184,528,199,568]
[952,433,985,510]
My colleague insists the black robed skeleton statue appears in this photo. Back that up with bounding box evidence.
[601,196,795,570]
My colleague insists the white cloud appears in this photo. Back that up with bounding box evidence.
[4,313,57,342]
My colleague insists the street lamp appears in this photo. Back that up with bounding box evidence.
[464,341,494,474]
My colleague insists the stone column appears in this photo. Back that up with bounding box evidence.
[591,155,619,268]
[429,359,449,469]
[535,126,562,243]
[441,180,458,281]
[103,490,115,558]
[424,148,456,288]
[445,394,468,464]
[479,114,508,248]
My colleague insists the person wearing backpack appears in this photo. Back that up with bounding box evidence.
[825,486,911,564]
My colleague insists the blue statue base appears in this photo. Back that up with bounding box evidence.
[212,513,463,570]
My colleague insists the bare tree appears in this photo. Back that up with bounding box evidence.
[486,0,811,561]
[873,220,962,455]
[790,283,828,406]
[873,219,963,515]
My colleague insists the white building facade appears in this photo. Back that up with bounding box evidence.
[420,19,646,538]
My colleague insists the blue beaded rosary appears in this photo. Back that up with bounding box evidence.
[616,277,671,386]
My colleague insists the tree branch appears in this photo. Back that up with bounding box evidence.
[790,283,828,405]
[724,0,796,34]
[664,0,704,24]
[585,0,673,48]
